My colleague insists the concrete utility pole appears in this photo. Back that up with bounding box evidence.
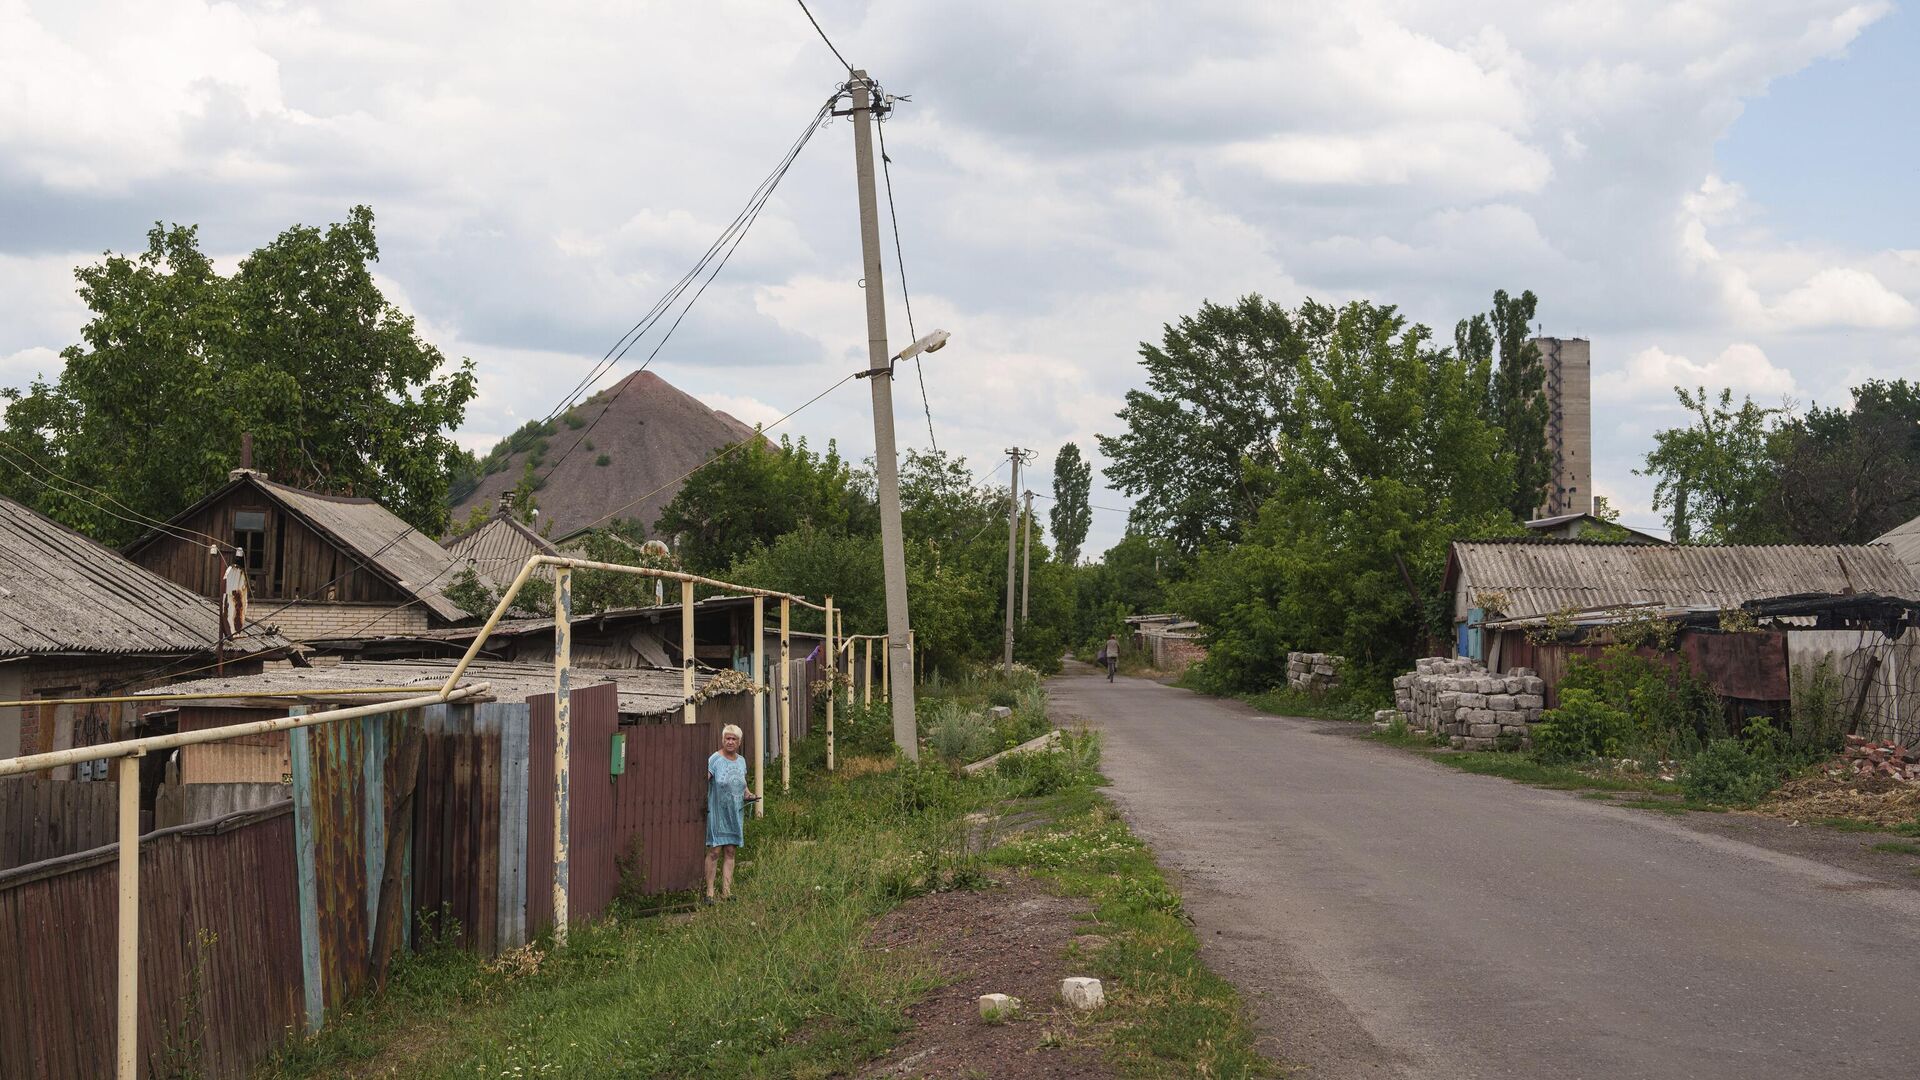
[848,70,918,758]
[1021,489,1033,623]
[1003,448,1023,673]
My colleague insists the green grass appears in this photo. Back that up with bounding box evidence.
[1870,840,1920,856]
[267,759,979,1078]
[1426,752,1684,795]
[1234,686,1378,725]
[989,800,1275,1078]
[263,716,1266,1079]
[1813,817,1887,833]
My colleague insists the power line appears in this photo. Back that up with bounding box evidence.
[874,112,937,454]
[1029,490,1132,515]
[793,0,853,72]
[0,440,222,550]
[532,93,839,483]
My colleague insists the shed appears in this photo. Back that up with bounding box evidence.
[125,470,472,638]
[442,508,560,588]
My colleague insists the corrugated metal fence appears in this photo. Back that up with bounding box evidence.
[0,683,781,1078]
[0,777,119,871]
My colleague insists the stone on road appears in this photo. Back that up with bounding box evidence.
[1051,665,1920,1080]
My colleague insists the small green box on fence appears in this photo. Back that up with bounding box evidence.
[610,732,626,775]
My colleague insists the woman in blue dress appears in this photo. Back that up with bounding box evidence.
[704,723,756,903]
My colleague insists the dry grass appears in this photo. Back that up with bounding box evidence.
[1754,773,1920,828]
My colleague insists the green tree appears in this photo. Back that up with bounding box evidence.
[1048,442,1092,566]
[1097,295,1305,552]
[1177,300,1517,689]
[1769,380,1920,542]
[1457,288,1551,519]
[1638,387,1783,543]
[0,208,475,543]
[655,434,871,573]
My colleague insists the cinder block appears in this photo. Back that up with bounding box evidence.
[1469,723,1501,738]
[979,993,1019,1020]
[1462,737,1495,751]
[1061,977,1105,1011]
[1515,694,1544,710]
[1488,694,1515,711]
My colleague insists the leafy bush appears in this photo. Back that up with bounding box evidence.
[1532,688,1636,763]
[1681,718,1796,804]
[1550,646,1726,759]
[924,700,995,763]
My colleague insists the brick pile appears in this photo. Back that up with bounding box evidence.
[1834,735,1920,782]
[1286,652,1342,693]
[1374,657,1548,751]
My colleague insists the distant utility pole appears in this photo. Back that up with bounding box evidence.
[1020,489,1033,623]
[846,70,918,758]
[1002,448,1029,673]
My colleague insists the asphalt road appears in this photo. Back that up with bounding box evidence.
[1049,665,1920,1080]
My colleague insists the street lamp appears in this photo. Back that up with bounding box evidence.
[896,329,950,361]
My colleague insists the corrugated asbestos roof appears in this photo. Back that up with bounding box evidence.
[0,496,291,658]
[443,513,559,588]
[1872,514,1920,578]
[256,479,466,621]
[1449,539,1920,621]
[136,659,744,718]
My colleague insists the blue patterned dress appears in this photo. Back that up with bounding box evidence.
[706,751,747,848]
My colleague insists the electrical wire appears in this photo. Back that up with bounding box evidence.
[1029,490,1133,515]
[532,93,838,482]
[530,92,839,437]
[793,0,854,73]
[0,439,225,550]
[874,113,938,454]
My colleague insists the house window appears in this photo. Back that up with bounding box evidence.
[233,510,269,594]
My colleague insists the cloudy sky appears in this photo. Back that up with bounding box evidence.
[3,0,1916,553]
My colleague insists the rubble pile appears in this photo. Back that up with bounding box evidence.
[1374,657,1548,751]
[1286,652,1343,693]
[1833,735,1920,782]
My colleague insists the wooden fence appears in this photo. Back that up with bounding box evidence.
[0,803,303,1079]
[0,776,119,871]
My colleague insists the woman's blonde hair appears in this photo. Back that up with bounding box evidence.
[721,723,744,742]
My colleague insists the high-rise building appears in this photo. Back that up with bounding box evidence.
[1532,337,1591,518]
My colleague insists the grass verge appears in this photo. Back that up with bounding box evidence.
[989,797,1274,1078]
[264,716,1270,1079]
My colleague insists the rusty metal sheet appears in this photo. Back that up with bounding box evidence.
[525,682,619,933]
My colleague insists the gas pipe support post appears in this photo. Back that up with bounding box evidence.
[553,566,573,944]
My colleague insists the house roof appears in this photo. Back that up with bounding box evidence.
[0,495,292,658]
[443,512,559,588]
[1522,513,1668,545]
[128,473,468,622]
[1446,539,1920,622]
[1873,514,1920,576]
[302,597,827,649]
[132,659,745,718]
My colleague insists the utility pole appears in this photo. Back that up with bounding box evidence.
[1003,448,1023,673]
[847,70,918,758]
[1020,489,1033,623]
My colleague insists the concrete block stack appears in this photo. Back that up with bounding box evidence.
[1377,658,1548,751]
[1286,652,1343,694]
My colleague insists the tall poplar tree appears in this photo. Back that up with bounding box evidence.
[1049,442,1092,566]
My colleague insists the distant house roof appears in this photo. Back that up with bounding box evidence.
[1522,512,1668,546]
[1445,538,1920,622]
[1873,514,1920,579]
[128,472,468,622]
[132,659,741,719]
[443,511,559,587]
[0,495,291,658]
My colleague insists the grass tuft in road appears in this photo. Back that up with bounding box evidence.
[990,801,1275,1078]
[1870,840,1920,856]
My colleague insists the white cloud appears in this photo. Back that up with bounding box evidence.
[1596,343,1800,405]
[1772,267,1917,330]
[0,0,1905,556]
